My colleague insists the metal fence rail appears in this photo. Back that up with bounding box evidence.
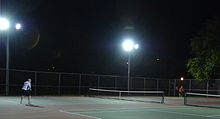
[0,68,220,96]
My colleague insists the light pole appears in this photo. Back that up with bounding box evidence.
[0,17,10,96]
[122,39,139,92]
[0,17,21,96]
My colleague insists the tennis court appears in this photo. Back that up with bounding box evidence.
[1,95,220,119]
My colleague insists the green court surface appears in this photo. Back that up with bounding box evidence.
[61,107,220,119]
[1,96,139,105]
[0,96,220,119]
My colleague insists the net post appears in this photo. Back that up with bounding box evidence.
[184,92,187,105]
[88,88,91,97]
[161,91,165,103]
[119,91,121,99]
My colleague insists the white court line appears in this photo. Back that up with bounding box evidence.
[73,109,148,114]
[4,100,19,104]
[206,115,220,118]
[157,110,220,119]
[59,110,102,119]
[62,108,220,119]
[60,106,190,112]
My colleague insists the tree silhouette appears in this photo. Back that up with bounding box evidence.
[187,15,220,81]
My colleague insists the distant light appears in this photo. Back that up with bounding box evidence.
[134,44,139,49]
[122,39,134,51]
[15,23,21,30]
[180,77,184,81]
[156,58,160,61]
[0,18,9,30]
[126,61,128,65]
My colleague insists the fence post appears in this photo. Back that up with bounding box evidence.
[168,80,170,96]
[157,79,159,91]
[157,79,159,96]
[6,69,9,96]
[114,77,117,90]
[35,72,37,96]
[189,79,191,93]
[79,74,81,95]
[58,73,61,95]
[174,79,176,96]
[206,81,209,94]
[97,76,100,89]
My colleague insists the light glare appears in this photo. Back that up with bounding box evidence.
[134,44,139,49]
[0,18,9,30]
[15,23,21,30]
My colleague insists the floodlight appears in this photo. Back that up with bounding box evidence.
[122,40,134,51]
[0,18,9,30]
[180,77,184,81]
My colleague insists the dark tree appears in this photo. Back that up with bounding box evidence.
[187,15,220,81]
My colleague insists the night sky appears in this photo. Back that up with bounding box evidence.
[0,0,220,78]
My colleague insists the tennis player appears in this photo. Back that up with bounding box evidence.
[20,78,32,104]
[179,85,184,97]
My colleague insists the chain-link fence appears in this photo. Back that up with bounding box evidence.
[0,68,220,96]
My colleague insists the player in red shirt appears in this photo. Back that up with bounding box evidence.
[179,86,184,97]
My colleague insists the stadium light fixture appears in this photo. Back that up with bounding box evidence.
[0,17,9,30]
[122,38,139,92]
[0,17,23,96]
[122,39,134,51]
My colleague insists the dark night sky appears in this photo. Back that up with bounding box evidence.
[0,0,220,78]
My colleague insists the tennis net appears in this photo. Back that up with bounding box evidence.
[89,88,164,103]
[184,92,220,108]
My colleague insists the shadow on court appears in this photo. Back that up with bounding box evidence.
[0,96,220,119]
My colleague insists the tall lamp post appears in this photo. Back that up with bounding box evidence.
[122,39,139,92]
[0,17,21,96]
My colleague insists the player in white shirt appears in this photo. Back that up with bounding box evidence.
[20,79,32,104]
